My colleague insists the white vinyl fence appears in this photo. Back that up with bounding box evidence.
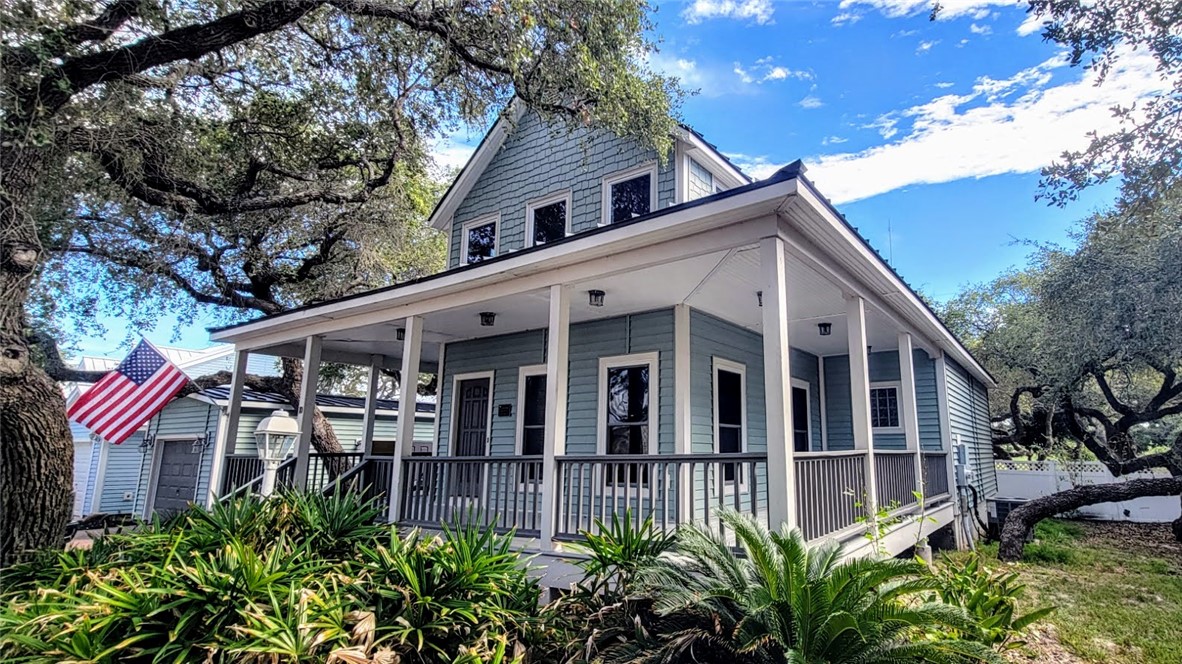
[995,460,1181,523]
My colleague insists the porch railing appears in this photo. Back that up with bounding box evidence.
[874,450,919,512]
[794,451,867,541]
[555,453,769,540]
[220,455,297,500]
[323,457,396,517]
[399,457,546,536]
[305,452,366,493]
[922,451,950,499]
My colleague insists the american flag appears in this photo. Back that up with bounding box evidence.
[67,341,191,444]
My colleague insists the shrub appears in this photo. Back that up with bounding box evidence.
[0,492,536,664]
[928,552,1056,651]
[610,509,1002,664]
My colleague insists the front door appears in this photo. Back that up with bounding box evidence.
[153,439,201,516]
[452,378,490,497]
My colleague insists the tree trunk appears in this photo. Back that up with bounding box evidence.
[1,142,74,564]
[998,477,1182,561]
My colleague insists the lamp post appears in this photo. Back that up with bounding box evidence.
[254,410,299,496]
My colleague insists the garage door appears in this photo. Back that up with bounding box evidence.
[153,440,201,516]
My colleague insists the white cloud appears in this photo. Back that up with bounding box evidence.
[916,39,939,53]
[724,153,784,180]
[935,81,956,89]
[733,59,813,85]
[804,51,1163,203]
[969,22,992,35]
[822,136,849,146]
[799,95,825,109]
[683,0,774,25]
[765,66,812,81]
[831,11,862,26]
[431,140,476,173]
[733,62,754,84]
[1017,12,1048,36]
[834,0,1022,24]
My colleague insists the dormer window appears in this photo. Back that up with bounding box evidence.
[688,158,722,200]
[460,214,498,264]
[602,164,657,225]
[526,192,571,246]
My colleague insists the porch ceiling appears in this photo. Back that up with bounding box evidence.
[253,243,906,366]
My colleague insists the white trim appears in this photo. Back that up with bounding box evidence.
[524,190,572,247]
[683,154,729,201]
[673,304,692,454]
[204,406,229,507]
[142,439,164,518]
[428,101,525,229]
[90,438,111,517]
[432,341,447,455]
[818,356,829,450]
[596,351,660,455]
[449,371,496,457]
[600,162,658,227]
[712,357,748,456]
[458,212,501,265]
[869,381,905,434]
[790,377,811,451]
[515,364,548,456]
[674,127,750,187]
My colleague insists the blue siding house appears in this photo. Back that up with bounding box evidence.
[207,103,997,556]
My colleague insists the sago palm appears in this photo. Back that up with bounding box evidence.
[613,509,1001,664]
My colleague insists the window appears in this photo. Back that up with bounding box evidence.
[792,380,811,452]
[526,192,570,246]
[517,366,547,480]
[713,359,746,481]
[869,382,902,432]
[599,352,659,483]
[602,165,656,225]
[460,214,498,264]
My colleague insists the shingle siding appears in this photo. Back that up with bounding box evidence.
[448,112,675,267]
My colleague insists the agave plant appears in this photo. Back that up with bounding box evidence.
[611,509,1002,664]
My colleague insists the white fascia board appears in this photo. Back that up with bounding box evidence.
[790,181,995,387]
[428,103,526,230]
[675,127,750,187]
[187,391,435,419]
[211,179,795,347]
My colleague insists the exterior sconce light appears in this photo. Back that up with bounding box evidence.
[588,290,605,307]
[396,327,405,341]
[254,410,299,496]
[138,436,155,453]
[756,290,763,307]
[479,312,496,327]
[818,322,832,336]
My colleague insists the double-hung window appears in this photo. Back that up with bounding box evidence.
[599,352,658,483]
[713,358,746,482]
[460,214,498,264]
[869,382,903,433]
[792,379,811,452]
[526,192,570,246]
[517,366,547,481]
[602,165,657,225]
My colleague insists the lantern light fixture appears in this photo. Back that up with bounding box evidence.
[756,290,763,307]
[588,289,605,307]
[396,327,405,341]
[479,311,497,327]
[254,409,299,496]
[818,322,832,336]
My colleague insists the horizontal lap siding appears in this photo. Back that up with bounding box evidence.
[689,311,767,454]
[438,330,546,457]
[944,358,997,496]
[99,436,148,514]
[822,350,940,450]
[449,112,675,268]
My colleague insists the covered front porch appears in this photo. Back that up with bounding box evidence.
[209,181,963,553]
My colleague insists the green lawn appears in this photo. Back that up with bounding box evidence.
[956,520,1182,663]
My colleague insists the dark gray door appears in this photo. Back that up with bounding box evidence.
[153,440,201,515]
[452,378,490,497]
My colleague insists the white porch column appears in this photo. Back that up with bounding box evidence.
[389,316,424,521]
[760,236,796,531]
[540,284,570,549]
[897,332,925,500]
[360,355,382,458]
[845,295,878,515]
[673,303,693,520]
[293,336,323,491]
[210,348,250,499]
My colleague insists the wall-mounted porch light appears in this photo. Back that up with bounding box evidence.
[756,290,763,307]
[396,327,405,341]
[817,322,832,336]
[588,289,605,307]
[479,312,497,327]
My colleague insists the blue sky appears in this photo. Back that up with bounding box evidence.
[78,0,1157,357]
